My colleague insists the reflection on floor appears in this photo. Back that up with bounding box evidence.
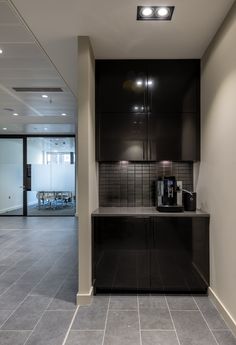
[0,217,235,345]
[2,203,76,216]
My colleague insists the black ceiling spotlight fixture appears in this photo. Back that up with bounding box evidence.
[137,6,175,21]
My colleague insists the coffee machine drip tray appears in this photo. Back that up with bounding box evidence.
[157,205,184,213]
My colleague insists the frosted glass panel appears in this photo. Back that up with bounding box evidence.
[27,137,75,216]
[31,164,75,192]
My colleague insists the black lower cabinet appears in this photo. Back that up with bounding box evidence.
[93,217,150,293]
[93,216,209,294]
[151,218,209,293]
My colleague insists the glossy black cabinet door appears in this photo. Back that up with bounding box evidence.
[96,60,147,114]
[148,112,200,161]
[97,112,148,161]
[93,217,150,293]
[151,217,209,293]
[147,60,200,114]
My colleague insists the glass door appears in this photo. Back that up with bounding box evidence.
[0,138,24,215]
[26,137,76,216]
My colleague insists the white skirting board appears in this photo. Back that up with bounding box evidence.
[209,287,236,338]
[76,286,93,306]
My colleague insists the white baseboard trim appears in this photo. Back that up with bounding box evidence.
[208,287,236,337]
[76,286,93,305]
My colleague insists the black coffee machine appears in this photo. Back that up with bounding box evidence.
[156,176,184,212]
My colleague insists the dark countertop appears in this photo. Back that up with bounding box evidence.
[92,207,210,217]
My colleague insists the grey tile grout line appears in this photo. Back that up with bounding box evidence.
[0,249,64,298]
[165,296,182,345]
[137,295,143,345]
[101,295,111,345]
[21,264,76,345]
[61,304,80,345]
[0,248,71,331]
[193,297,221,345]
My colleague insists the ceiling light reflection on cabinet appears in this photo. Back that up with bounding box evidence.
[42,94,48,98]
[0,49,3,54]
[13,113,18,116]
[136,80,143,86]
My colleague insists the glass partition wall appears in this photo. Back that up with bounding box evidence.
[0,136,75,216]
[0,138,24,215]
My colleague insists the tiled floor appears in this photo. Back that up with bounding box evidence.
[68,295,236,345]
[0,217,235,345]
[0,217,77,345]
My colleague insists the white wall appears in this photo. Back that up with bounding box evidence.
[196,1,236,330]
[77,37,99,304]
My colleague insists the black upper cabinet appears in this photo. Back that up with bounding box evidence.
[96,59,200,161]
[96,60,147,114]
[98,112,148,161]
[149,112,200,161]
[147,60,200,114]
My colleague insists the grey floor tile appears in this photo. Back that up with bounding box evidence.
[89,296,110,308]
[0,282,33,310]
[171,310,217,345]
[0,311,12,327]
[104,331,140,345]
[1,295,52,330]
[106,310,139,335]
[166,296,198,310]
[194,297,228,330]
[25,310,74,345]
[138,295,167,309]
[47,279,77,311]
[109,295,138,310]
[141,330,179,345]
[140,309,173,330]
[65,330,104,345]
[0,330,31,345]
[72,305,107,330]
[213,331,236,345]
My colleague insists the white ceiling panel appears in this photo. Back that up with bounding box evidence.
[0,43,46,58]
[0,1,77,133]
[0,1,20,24]
[0,57,54,69]
[0,25,34,43]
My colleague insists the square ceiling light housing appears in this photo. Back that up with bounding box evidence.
[137,6,175,21]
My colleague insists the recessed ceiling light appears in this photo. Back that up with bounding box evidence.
[137,6,174,21]
[156,7,169,17]
[2,127,7,131]
[44,127,48,130]
[13,113,18,116]
[61,113,67,116]
[0,49,3,55]
[42,94,48,98]
[140,7,153,17]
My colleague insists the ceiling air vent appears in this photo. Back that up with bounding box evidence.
[12,87,63,92]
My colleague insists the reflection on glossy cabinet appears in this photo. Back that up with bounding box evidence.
[96,60,147,114]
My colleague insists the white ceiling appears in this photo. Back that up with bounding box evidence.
[0,0,77,134]
[0,0,234,134]
[9,0,235,97]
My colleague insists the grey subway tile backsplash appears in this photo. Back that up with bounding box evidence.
[99,162,193,207]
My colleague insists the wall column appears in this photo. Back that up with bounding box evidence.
[77,36,98,305]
